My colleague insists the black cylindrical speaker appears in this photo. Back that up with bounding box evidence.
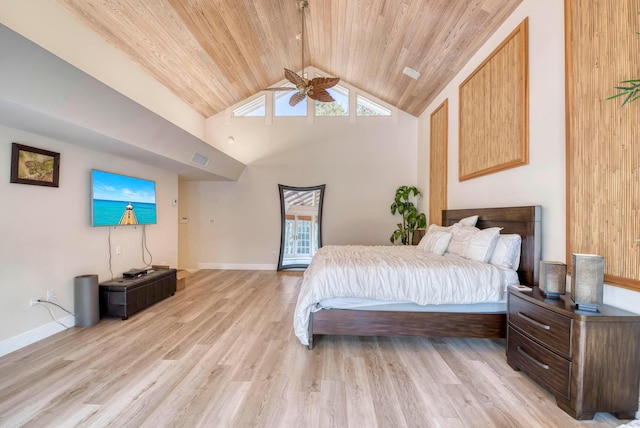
[74,274,100,327]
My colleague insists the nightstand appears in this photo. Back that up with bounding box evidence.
[506,286,640,420]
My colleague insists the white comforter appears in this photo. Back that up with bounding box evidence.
[293,245,507,345]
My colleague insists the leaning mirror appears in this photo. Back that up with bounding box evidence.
[277,184,325,271]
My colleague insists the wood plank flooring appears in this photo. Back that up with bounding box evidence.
[0,270,630,427]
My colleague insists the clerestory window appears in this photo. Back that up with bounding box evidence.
[356,95,391,116]
[232,95,266,117]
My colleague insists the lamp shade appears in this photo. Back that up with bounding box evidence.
[570,253,604,312]
[539,261,567,298]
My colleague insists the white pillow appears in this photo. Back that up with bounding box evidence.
[417,230,452,256]
[463,227,502,262]
[489,234,522,270]
[446,226,478,257]
[427,223,460,233]
[458,215,479,227]
[446,226,501,262]
[427,215,477,233]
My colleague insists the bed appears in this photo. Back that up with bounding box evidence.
[297,206,541,349]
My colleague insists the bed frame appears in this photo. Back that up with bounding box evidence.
[307,205,541,349]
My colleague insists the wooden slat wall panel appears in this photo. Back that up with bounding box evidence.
[566,0,640,291]
[429,99,448,226]
[458,19,529,181]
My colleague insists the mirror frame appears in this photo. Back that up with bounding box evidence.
[277,184,325,271]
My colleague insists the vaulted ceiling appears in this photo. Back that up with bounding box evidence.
[56,0,522,118]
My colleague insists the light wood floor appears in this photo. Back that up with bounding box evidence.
[0,270,631,427]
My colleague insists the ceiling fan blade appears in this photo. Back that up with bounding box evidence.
[308,89,335,103]
[264,87,296,91]
[289,92,306,106]
[285,68,304,86]
[310,77,340,90]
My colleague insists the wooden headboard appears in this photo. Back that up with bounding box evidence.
[442,206,541,286]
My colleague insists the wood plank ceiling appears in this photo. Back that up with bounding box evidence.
[56,0,523,118]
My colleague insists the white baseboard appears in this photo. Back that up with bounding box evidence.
[0,315,75,358]
[197,263,277,271]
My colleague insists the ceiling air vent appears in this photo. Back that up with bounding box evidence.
[190,152,210,167]
[403,66,421,80]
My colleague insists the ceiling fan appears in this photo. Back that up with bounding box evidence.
[265,0,340,106]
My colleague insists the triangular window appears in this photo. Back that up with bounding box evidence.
[315,84,349,116]
[356,95,391,116]
[233,95,266,117]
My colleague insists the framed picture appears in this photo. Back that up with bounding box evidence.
[10,143,60,187]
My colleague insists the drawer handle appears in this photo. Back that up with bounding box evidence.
[517,312,551,330]
[517,346,550,370]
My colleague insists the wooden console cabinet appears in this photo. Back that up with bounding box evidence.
[99,269,177,320]
[507,286,640,420]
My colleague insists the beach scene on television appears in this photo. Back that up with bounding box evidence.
[92,170,157,226]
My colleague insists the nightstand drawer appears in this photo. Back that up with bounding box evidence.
[508,293,572,357]
[507,326,571,399]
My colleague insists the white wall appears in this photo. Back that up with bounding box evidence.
[0,125,178,355]
[179,113,418,269]
[417,0,640,313]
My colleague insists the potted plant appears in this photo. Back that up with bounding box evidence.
[390,185,427,245]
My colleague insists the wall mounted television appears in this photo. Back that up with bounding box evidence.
[91,169,157,227]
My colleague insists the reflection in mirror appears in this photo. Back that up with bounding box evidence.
[277,184,325,271]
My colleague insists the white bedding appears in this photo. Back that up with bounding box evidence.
[317,291,507,312]
[293,245,517,345]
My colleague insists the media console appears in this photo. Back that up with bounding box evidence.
[99,269,177,320]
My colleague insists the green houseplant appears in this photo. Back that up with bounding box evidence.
[389,185,427,245]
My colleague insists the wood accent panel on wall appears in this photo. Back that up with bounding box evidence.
[565,0,640,292]
[429,99,448,226]
[458,19,529,181]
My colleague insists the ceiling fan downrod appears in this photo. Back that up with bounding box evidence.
[299,0,308,81]
[263,0,339,106]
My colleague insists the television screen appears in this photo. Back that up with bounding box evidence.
[91,169,157,226]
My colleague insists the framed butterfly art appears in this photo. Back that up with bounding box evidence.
[10,143,60,187]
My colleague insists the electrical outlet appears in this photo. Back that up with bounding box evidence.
[29,299,38,306]
[116,245,122,255]
[46,290,55,301]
